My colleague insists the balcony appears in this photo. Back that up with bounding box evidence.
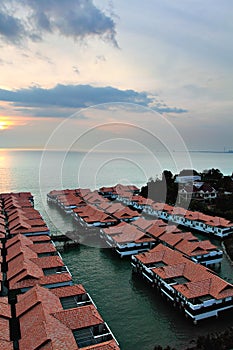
[73,323,114,348]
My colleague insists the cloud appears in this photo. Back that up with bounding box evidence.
[35,51,54,65]
[0,84,187,117]
[95,55,107,64]
[73,66,80,75]
[0,9,25,44]
[0,0,117,46]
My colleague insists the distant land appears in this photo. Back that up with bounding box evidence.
[190,150,233,154]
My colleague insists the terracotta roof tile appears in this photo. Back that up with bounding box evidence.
[175,239,219,257]
[159,231,198,248]
[51,284,86,298]
[113,208,140,220]
[5,234,33,248]
[29,235,51,243]
[139,246,233,300]
[10,225,49,235]
[132,218,159,231]
[53,304,104,330]
[0,298,11,319]
[0,298,13,350]
[16,285,62,317]
[7,253,41,280]
[105,223,155,244]
[19,308,78,350]
[30,256,64,269]
[135,243,185,265]
[12,272,72,290]
[0,339,13,350]
[29,242,56,254]
[146,226,167,239]
[99,186,115,193]
[17,285,117,350]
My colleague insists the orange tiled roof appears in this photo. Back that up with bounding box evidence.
[0,297,13,350]
[175,239,219,257]
[51,284,86,298]
[19,305,78,350]
[135,243,185,265]
[16,284,62,317]
[30,242,56,254]
[12,272,72,290]
[30,256,64,269]
[146,226,168,239]
[159,231,198,248]
[132,218,159,231]
[113,207,140,220]
[174,275,233,300]
[53,304,104,329]
[28,235,51,243]
[7,255,44,282]
[16,284,119,350]
[111,227,155,245]
[6,234,34,248]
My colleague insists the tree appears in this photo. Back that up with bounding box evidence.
[162,170,174,184]
[202,168,223,181]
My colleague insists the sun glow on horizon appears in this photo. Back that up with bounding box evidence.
[0,118,14,130]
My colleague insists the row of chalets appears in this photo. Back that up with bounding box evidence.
[0,192,120,350]
[47,184,233,324]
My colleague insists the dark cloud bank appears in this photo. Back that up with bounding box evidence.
[0,0,117,45]
[0,84,187,115]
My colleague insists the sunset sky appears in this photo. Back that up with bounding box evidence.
[0,0,232,151]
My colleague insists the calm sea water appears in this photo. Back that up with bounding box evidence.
[0,149,233,349]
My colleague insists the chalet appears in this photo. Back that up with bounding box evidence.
[101,223,156,257]
[47,189,76,203]
[141,200,233,238]
[16,285,119,349]
[73,205,118,227]
[7,215,50,236]
[98,186,116,198]
[96,201,140,222]
[3,199,50,237]
[131,217,164,232]
[132,244,233,323]
[136,218,223,266]
[51,284,94,309]
[111,207,140,222]
[158,231,223,266]
[146,223,179,241]
[117,194,150,210]
[83,191,107,207]
[6,234,72,293]
[6,208,42,225]
[99,184,139,200]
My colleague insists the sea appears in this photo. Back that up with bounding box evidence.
[0,149,233,350]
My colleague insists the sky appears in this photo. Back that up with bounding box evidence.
[0,0,232,151]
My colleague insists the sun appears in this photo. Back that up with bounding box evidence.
[0,118,14,130]
[0,121,7,130]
